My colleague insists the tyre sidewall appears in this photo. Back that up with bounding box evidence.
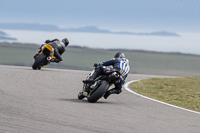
[87,80,109,103]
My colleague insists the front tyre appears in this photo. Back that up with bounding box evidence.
[32,53,47,70]
[87,80,109,103]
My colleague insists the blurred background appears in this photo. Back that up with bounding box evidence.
[0,0,200,76]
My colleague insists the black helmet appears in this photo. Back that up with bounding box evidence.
[62,38,69,47]
[114,52,125,58]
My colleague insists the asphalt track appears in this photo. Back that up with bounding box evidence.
[0,65,200,133]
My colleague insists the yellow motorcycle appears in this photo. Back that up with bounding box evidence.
[32,44,55,70]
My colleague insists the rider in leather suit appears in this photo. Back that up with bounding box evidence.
[83,52,130,99]
[34,38,69,63]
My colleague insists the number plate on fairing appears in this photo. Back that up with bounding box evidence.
[83,92,88,96]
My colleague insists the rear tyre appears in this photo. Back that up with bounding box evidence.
[87,80,109,103]
[32,53,47,70]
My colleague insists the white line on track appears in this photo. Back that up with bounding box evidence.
[124,80,200,115]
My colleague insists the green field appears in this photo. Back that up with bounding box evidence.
[1,42,200,76]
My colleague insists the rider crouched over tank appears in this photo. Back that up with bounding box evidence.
[33,38,69,69]
[83,52,130,99]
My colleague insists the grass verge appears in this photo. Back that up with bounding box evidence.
[130,77,200,112]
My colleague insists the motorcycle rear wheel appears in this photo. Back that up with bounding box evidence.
[32,53,47,70]
[87,80,109,103]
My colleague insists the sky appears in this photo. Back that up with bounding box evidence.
[1,0,199,31]
[0,0,200,54]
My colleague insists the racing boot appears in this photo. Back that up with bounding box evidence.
[104,88,122,99]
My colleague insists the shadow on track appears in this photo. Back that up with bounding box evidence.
[58,98,119,104]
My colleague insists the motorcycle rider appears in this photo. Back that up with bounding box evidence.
[83,52,130,99]
[33,38,69,63]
